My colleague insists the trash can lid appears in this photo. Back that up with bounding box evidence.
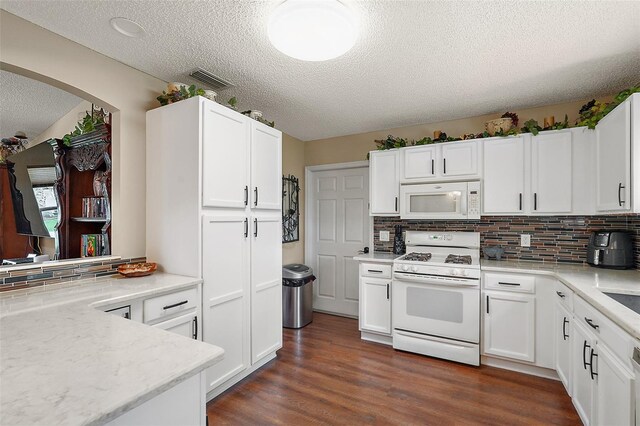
[282,263,314,279]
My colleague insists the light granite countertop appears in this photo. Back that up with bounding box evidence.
[353,252,399,263]
[0,273,224,426]
[482,260,640,340]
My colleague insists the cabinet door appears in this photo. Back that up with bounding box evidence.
[596,100,631,212]
[369,150,400,215]
[250,122,282,210]
[401,146,436,181]
[483,291,535,362]
[202,215,250,391]
[441,140,479,177]
[359,277,391,334]
[555,302,572,395]
[572,320,596,426]
[595,344,634,426]
[202,102,250,208]
[531,132,572,213]
[251,215,282,363]
[153,312,197,340]
[482,137,525,214]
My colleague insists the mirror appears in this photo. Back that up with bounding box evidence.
[0,70,113,264]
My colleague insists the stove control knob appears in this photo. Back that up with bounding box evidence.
[451,269,459,276]
[462,269,469,277]
[402,264,409,272]
[410,266,418,273]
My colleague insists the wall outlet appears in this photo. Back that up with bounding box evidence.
[379,231,390,242]
[520,234,531,247]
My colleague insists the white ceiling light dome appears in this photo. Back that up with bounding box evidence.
[268,0,358,62]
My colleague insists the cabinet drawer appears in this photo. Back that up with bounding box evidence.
[360,263,392,279]
[484,272,535,293]
[554,281,574,310]
[144,287,198,323]
[574,296,632,369]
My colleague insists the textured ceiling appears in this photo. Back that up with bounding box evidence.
[0,70,83,141]
[2,1,639,141]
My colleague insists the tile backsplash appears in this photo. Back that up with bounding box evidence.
[0,257,147,292]
[374,215,640,269]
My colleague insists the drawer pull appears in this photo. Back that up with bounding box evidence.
[163,300,188,310]
[498,281,521,286]
[585,317,599,330]
[368,269,383,273]
[556,291,565,298]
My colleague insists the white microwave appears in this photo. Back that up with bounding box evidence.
[399,181,481,220]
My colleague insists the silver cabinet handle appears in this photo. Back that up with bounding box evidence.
[254,187,258,206]
[618,182,625,206]
[254,218,258,237]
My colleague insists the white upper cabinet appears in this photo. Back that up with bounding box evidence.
[400,141,480,183]
[482,137,525,214]
[440,140,479,177]
[596,99,631,212]
[369,150,400,215]
[202,102,250,209]
[531,131,572,214]
[250,122,282,210]
[401,146,436,182]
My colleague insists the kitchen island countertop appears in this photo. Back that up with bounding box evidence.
[0,273,224,426]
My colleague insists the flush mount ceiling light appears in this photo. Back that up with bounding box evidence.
[110,17,146,38]
[268,0,358,61]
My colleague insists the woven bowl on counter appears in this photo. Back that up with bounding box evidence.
[117,262,158,278]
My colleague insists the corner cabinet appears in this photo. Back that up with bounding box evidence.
[146,96,282,400]
[369,150,400,215]
[595,97,632,212]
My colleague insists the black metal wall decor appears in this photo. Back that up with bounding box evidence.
[282,174,299,243]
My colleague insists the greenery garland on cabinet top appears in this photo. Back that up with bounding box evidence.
[62,111,106,146]
[369,85,639,157]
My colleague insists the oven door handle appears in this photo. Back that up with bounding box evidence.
[393,274,479,287]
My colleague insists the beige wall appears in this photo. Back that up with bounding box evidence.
[1,10,167,258]
[304,96,613,166]
[282,133,305,264]
[33,100,92,145]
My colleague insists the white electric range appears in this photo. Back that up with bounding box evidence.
[392,231,481,366]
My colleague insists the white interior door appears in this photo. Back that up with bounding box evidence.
[308,166,370,317]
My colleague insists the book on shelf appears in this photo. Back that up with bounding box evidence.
[81,234,109,257]
[81,196,107,219]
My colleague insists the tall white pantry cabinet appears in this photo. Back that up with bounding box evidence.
[146,96,283,399]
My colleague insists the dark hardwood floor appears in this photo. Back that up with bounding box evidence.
[207,313,580,425]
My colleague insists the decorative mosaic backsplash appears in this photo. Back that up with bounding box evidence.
[374,215,640,269]
[0,257,147,292]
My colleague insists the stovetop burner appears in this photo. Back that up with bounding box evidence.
[445,254,472,265]
[402,252,432,262]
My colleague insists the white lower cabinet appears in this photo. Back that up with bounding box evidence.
[572,319,596,425]
[250,215,283,364]
[360,277,391,334]
[595,344,635,426]
[483,291,535,362]
[153,312,198,339]
[554,301,572,395]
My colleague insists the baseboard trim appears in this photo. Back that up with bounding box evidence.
[361,331,392,346]
[206,352,277,401]
[313,309,357,320]
[481,356,559,380]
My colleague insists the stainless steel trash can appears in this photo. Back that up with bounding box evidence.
[282,264,315,329]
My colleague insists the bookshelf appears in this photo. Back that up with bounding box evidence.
[48,121,112,259]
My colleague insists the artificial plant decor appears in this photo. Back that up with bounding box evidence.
[62,112,105,146]
[577,85,640,129]
[156,84,205,106]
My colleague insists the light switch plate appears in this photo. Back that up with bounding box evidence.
[520,234,531,247]
[379,231,390,242]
